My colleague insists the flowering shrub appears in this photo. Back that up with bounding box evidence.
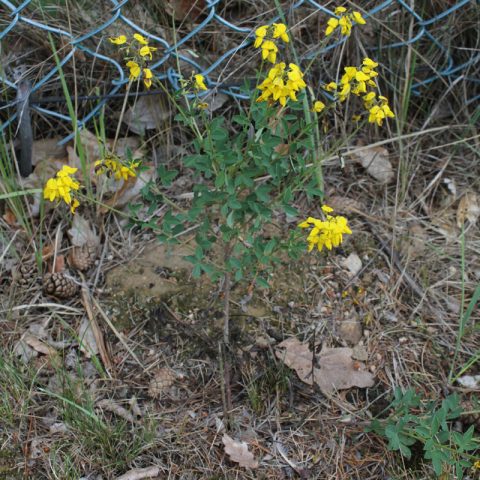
[127,11,395,286]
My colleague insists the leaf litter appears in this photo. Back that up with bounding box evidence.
[222,434,259,469]
[275,337,374,395]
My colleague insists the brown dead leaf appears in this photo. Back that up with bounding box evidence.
[3,208,18,226]
[102,166,155,210]
[78,317,98,358]
[67,214,100,248]
[148,368,176,398]
[275,338,374,395]
[31,138,66,166]
[165,0,206,20]
[275,337,315,385]
[326,195,364,214]
[352,145,394,184]
[123,95,170,135]
[52,255,65,273]
[222,434,259,469]
[24,333,57,356]
[457,192,480,227]
[400,222,427,259]
[205,93,229,113]
[314,347,374,394]
[116,467,160,480]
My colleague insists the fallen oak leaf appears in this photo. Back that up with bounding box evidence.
[351,144,394,184]
[275,337,315,385]
[275,338,374,395]
[314,347,374,394]
[222,434,259,469]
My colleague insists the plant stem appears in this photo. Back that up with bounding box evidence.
[223,269,231,346]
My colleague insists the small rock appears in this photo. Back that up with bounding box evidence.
[340,253,363,277]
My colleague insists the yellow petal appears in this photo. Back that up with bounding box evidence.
[109,35,127,45]
[133,33,148,45]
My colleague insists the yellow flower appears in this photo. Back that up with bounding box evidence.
[338,15,352,36]
[312,100,326,113]
[325,7,366,36]
[143,68,153,89]
[325,81,337,92]
[272,23,289,43]
[325,18,339,36]
[43,178,60,202]
[363,57,378,69]
[363,91,376,108]
[257,62,306,107]
[473,460,480,470]
[254,25,268,48]
[43,165,81,213]
[139,45,157,60]
[260,40,278,63]
[133,33,148,45]
[126,60,141,80]
[109,35,127,45]
[194,74,207,91]
[299,211,352,252]
[321,205,334,213]
[70,199,80,214]
[352,11,366,25]
[57,165,78,177]
[95,157,139,181]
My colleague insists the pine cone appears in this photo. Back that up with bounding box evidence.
[69,243,98,271]
[12,263,38,286]
[43,272,78,299]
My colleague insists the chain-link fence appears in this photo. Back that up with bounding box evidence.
[1,0,478,144]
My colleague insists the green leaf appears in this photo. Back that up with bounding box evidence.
[256,277,270,288]
[157,165,178,186]
[264,238,277,256]
[232,115,250,126]
[227,196,242,210]
[215,171,226,188]
[192,264,202,278]
[283,204,299,216]
[255,185,271,202]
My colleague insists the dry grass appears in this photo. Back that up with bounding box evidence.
[1,0,479,479]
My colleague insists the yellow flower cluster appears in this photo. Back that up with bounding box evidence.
[194,74,207,91]
[109,33,157,89]
[43,165,81,214]
[257,62,306,107]
[364,93,395,126]
[254,23,289,64]
[299,205,352,252]
[325,6,366,36]
[95,156,140,181]
[324,58,395,126]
